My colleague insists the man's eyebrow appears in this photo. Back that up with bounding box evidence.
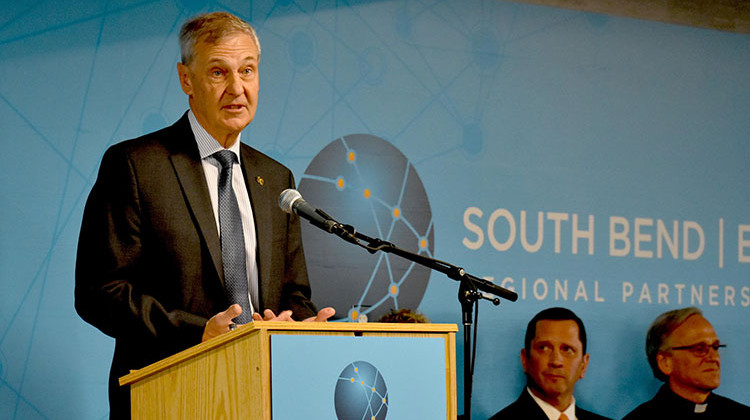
[206,56,258,66]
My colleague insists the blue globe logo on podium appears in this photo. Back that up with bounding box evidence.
[335,361,388,420]
[298,134,434,321]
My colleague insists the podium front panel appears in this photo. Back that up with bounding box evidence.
[271,334,447,419]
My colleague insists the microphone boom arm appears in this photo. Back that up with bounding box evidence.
[342,226,517,303]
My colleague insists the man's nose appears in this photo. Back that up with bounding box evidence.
[705,347,721,363]
[548,349,563,366]
[226,72,243,95]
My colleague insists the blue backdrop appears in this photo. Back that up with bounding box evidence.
[1,1,748,419]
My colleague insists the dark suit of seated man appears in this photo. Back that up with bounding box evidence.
[490,307,611,420]
[623,307,750,419]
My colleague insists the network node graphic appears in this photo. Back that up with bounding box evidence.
[298,134,434,321]
[334,361,388,420]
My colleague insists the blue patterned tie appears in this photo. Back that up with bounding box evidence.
[213,150,253,324]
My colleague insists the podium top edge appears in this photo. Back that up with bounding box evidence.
[247,321,458,333]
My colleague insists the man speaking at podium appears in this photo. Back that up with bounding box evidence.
[75,12,333,419]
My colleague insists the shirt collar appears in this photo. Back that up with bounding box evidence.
[188,109,242,161]
[526,387,576,420]
[658,384,712,414]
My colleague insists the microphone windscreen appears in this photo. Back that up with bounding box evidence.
[278,189,302,214]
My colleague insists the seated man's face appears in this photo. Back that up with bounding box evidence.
[521,319,589,404]
[662,315,721,394]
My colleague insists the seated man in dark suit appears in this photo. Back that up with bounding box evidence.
[623,307,750,419]
[490,307,611,420]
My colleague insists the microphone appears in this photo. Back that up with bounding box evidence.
[278,189,339,233]
[472,276,518,302]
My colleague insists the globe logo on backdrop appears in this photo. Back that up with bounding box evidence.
[298,134,434,321]
[334,361,388,420]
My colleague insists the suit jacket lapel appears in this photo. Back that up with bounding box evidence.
[520,389,556,420]
[239,144,272,306]
[167,114,224,284]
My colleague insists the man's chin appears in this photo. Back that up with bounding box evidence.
[702,378,721,390]
[532,383,566,399]
[220,117,251,133]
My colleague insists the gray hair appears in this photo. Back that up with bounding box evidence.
[179,12,261,66]
[645,306,703,382]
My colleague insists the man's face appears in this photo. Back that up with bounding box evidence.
[521,319,589,405]
[177,32,259,145]
[660,315,721,394]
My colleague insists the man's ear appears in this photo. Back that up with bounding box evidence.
[520,348,528,374]
[177,62,193,96]
[656,352,673,377]
[578,353,590,380]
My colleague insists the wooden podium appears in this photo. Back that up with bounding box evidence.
[120,322,457,419]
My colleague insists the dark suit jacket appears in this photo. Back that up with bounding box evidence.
[75,113,317,418]
[623,384,750,420]
[489,389,612,420]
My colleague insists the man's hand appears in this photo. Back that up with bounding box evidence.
[202,304,243,342]
[251,307,336,322]
[303,307,336,322]
[252,309,294,321]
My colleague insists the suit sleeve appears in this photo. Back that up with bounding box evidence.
[75,145,206,347]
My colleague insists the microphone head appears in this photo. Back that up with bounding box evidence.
[279,188,302,214]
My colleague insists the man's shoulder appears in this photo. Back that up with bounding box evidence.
[621,397,661,420]
[106,113,191,157]
[488,392,544,420]
[711,392,750,415]
[109,132,169,156]
[487,401,528,420]
[623,391,750,419]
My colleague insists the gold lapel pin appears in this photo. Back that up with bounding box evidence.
[255,176,264,186]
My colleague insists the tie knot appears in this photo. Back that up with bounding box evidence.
[213,150,237,170]
[559,414,569,420]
